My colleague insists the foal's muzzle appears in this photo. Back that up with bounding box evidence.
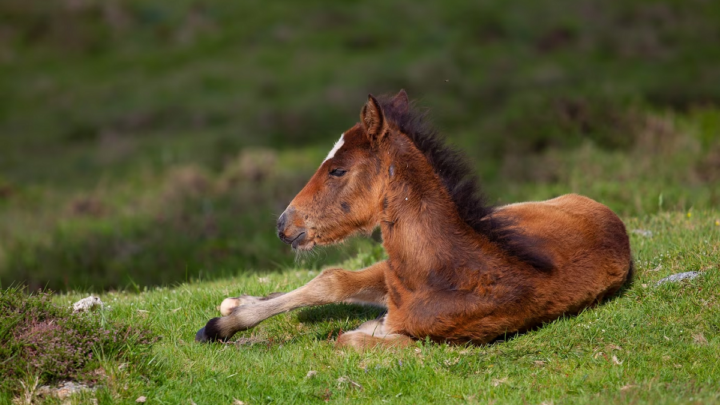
[277,208,308,249]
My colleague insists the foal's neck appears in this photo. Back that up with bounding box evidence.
[379,135,491,277]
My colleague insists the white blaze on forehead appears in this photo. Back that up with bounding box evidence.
[323,133,345,163]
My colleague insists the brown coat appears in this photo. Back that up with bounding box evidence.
[196,91,633,350]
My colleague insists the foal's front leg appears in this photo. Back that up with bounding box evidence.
[195,261,388,342]
[218,292,286,316]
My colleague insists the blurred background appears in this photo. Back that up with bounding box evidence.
[0,0,718,291]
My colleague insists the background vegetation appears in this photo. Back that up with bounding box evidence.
[1,0,719,290]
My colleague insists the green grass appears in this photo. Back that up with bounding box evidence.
[1,210,713,404]
[0,287,156,401]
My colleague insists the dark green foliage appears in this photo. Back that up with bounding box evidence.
[0,166,374,291]
[1,0,720,291]
[2,0,720,185]
[0,287,156,395]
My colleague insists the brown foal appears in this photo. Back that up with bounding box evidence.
[196,90,633,350]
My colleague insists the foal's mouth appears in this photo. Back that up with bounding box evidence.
[290,232,306,250]
[293,234,320,252]
[279,231,315,251]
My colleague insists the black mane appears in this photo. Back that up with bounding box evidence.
[378,95,553,271]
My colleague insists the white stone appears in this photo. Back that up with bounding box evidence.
[656,271,701,286]
[72,296,103,313]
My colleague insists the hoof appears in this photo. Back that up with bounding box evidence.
[195,317,228,343]
[195,326,211,342]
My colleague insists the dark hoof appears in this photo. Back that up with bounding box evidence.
[195,326,210,342]
[195,317,228,343]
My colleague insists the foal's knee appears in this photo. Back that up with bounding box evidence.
[317,267,344,280]
[311,268,349,299]
[336,331,413,351]
[336,331,374,350]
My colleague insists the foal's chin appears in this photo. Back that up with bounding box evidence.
[292,240,317,252]
[294,235,348,251]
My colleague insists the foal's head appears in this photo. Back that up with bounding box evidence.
[276,90,410,250]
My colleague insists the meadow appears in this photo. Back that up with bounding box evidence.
[1,0,719,403]
[2,210,718,404]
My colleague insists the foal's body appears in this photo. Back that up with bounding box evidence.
[197,91,632,349]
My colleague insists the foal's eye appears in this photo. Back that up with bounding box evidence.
[330,168,347,177]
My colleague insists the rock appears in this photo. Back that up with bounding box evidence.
[656,271,701,286]
[337,376,362,389]
[72,296,103,313]
[632,229,653,237]
[36,381,95,400]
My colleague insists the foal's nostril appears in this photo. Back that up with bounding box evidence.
[277,208,306,246]
[277,212,287,233]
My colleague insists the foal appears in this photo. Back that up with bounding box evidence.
[196,90,633,350]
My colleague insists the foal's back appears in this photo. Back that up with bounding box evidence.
[495,194,632,314]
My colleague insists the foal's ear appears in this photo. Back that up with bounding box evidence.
[361,94,388,143]
[390,89,409,114]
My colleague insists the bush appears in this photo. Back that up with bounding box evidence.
[0,287,156,395]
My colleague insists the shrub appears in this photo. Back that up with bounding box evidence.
[0,287,157,395]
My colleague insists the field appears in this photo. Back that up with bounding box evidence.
[1,0,719,403]
[1,210,717,404]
